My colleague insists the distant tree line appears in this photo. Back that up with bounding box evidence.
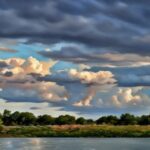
[0,110,150,126]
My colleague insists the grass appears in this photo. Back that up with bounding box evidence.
[1,125,150,137]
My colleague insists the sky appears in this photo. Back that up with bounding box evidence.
[0,0,150,118]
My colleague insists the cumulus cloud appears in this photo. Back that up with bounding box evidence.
[111,88,142,107]
[0,82,68,102]
[0,56,56,76]
[73,86,150,111]
[73,87,96,107]
[87,65,150,87]
[0,57,68,103]
[69,69,116,84]
[69,69,116,107]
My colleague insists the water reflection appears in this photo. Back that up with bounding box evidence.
[0,138,149,150]
[29,139,43,150]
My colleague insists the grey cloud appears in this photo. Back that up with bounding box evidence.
[0,0,150,55]
[0,47,17,53]
[39,46,150,67]
[87,65,150,87]
[0,61,8,68]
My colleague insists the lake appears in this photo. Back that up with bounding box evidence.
[0,138,149,150]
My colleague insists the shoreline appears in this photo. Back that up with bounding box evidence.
[1,125,150,137]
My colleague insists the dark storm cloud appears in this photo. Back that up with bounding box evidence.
[38,45,150,67]
[1,0,150,55]
[38,46,98,64]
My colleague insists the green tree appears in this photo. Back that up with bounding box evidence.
[96,116,107,125]
[86,119,95,125]
[10,111,20,125]
[37,115,55,125]
[138,115,150,125]
[0,113,3,125]
[96,115,119,125]
[3,109,12,125]
[55,115,76,125]
[76,117,87,125]
[119,113,137,125]
[18,112,36,126]
[106,116,119,125]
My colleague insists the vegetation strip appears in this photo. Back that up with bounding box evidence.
[0,110,150,137]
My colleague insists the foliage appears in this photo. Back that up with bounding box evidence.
[1,109,150,126]
[96,115,118,125]
[76,117,87,125]
[37,115,55,125]
[1,125,150,137]
[55,115,76,125]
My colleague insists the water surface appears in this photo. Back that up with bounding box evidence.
[0,138,149,150]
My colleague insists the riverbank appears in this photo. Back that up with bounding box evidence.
[1,125,150,137]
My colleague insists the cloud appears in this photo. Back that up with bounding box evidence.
[0,56,56,76]
[0,47,17,53]
[112,88,142,107]
[74,88,95,107]
[69,69,116,84]
[99,53,150,67]
[69,69,116,107]
[1,57,150,115]
[73,86,150,112]
[87,65,150,87]
[0,0,150,56]
[2,0,150,116]
[0,82,68,102]
[0,57,68,103]
[0,61,8,68]
[39,46,150,67]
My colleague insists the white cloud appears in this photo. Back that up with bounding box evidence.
[0,57,68,102]
[70,69,116,107]
[0,56,56,75]
[69,69,116,84]
[74,87,95,107]
[111,87,149,108]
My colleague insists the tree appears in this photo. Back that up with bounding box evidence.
[3,109,11,117]
[37,115,55,125]
[10,111,20,125]
[76,117,87,125]
[96,116,107,125]
[106,116,119,125]
[18,112,36,125]
[96,115,119,125]
[119,113,137,125]
[138,115,150,125]
[0,113,3,125]
[86,119,95,125]
[55,115,76,125]
[3,109,12,125]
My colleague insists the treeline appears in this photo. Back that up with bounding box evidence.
[0,110,150,126]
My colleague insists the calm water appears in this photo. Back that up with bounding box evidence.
[0,138,149,150]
